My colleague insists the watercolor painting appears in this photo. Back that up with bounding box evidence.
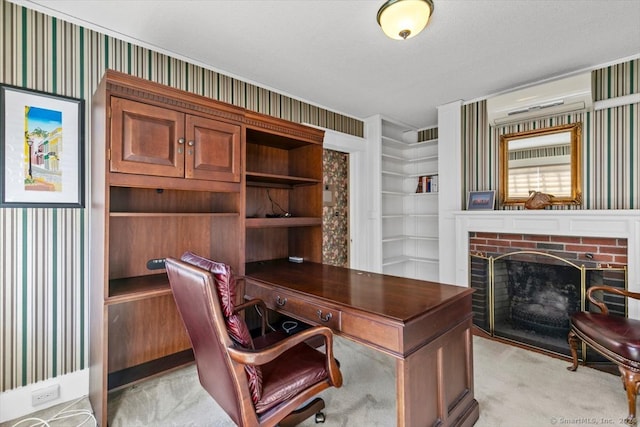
[1,84,84,207]
[24,105,63,192]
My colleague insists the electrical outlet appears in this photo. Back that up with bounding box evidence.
[32,384,60,406]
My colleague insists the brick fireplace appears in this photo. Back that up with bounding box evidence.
[469,232,628,359]
[469,233,628,267]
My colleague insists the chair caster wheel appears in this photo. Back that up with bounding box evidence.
[315,412,326,423]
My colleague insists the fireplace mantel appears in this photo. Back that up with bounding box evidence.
[452,209,640,318]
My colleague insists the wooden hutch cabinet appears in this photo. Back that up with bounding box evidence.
[110,97,241,182]
[89,70,324,426]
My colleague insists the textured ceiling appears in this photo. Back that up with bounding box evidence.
[17,0,640,129]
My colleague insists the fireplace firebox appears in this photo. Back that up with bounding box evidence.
[469,233,628,362]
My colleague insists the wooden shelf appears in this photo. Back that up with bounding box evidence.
[246,172,320,187]
[107,349,194,391]
[108,273,171,302]
[109,172,240,193]
[110,212,239,218]
[246,217,322,228]
[246,126,322,149]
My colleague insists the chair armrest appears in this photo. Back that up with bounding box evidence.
[587,285,640,315]
[234,299,268,336]
[228,326,343,387]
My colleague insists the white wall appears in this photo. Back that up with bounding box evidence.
[437,101,463,285]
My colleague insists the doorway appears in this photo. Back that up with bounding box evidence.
[322,149,349,267]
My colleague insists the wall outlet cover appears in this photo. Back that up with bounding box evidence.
[32,384,60,406]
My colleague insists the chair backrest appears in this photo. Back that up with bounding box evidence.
[179,252,263,403]
[165,257,251,425]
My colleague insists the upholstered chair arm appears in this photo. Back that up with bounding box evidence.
[228,326,343,387]
[234,299,268,336]
[587,285,640,315]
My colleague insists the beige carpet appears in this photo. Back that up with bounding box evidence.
[3,336,629,427]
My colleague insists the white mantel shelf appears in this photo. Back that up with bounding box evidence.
[452,209,640,318]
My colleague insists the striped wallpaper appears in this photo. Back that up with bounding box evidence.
[418,126,438,142]
[462,58,640,210]
[0,0,363,393]
[0,209,84,390]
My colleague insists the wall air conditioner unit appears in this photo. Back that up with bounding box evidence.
[486,73,592,126]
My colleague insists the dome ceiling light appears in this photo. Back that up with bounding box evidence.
[377,0,435,40]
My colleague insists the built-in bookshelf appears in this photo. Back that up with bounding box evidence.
[380,118,439,281]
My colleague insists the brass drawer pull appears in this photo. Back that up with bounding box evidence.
[317,310,332,322]
[275,296,287,307]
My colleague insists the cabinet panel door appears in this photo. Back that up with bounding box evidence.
[186,115,240,182]
[107,295,191,373]
[111,97,185,177]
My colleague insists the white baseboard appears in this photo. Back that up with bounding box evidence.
[0,369,89,423]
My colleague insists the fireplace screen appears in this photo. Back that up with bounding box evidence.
[470,251,627,361]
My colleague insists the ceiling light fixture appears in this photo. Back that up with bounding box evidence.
[377,0,434,40]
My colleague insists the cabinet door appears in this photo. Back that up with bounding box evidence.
[185,115,241,182]
[110,97,185,177]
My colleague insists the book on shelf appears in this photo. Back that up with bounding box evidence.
[415,175,438,193]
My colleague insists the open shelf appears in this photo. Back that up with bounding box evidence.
[108,274,171,302]
[383,235,439,242]
[380,118,439,281]
[246,172,321,187]
[246,127,319,150]
[382,255,439,267]
[107,349,194,391]
[246,217,322,228]
[244,114,323,264]
[381,135,438,148]
[110,212,238,218]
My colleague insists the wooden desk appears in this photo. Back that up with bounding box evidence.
[244,260,479,427]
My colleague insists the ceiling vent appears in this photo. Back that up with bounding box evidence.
[486,73,592,126]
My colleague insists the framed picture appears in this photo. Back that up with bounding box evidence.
[467,190,495,210]
[0,84,85,208]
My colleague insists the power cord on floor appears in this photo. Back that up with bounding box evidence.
[11,396,96,427]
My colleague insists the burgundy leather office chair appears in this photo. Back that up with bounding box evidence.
[166,252,342,427]
[568,285,640,425]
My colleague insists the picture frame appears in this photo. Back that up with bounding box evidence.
[467,190,495,211]
[0,84,85,208]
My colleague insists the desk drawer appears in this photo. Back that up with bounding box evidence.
[275,292,341,331]
[246,280,341,331]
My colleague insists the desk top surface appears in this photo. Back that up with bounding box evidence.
[245,260,473,323]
